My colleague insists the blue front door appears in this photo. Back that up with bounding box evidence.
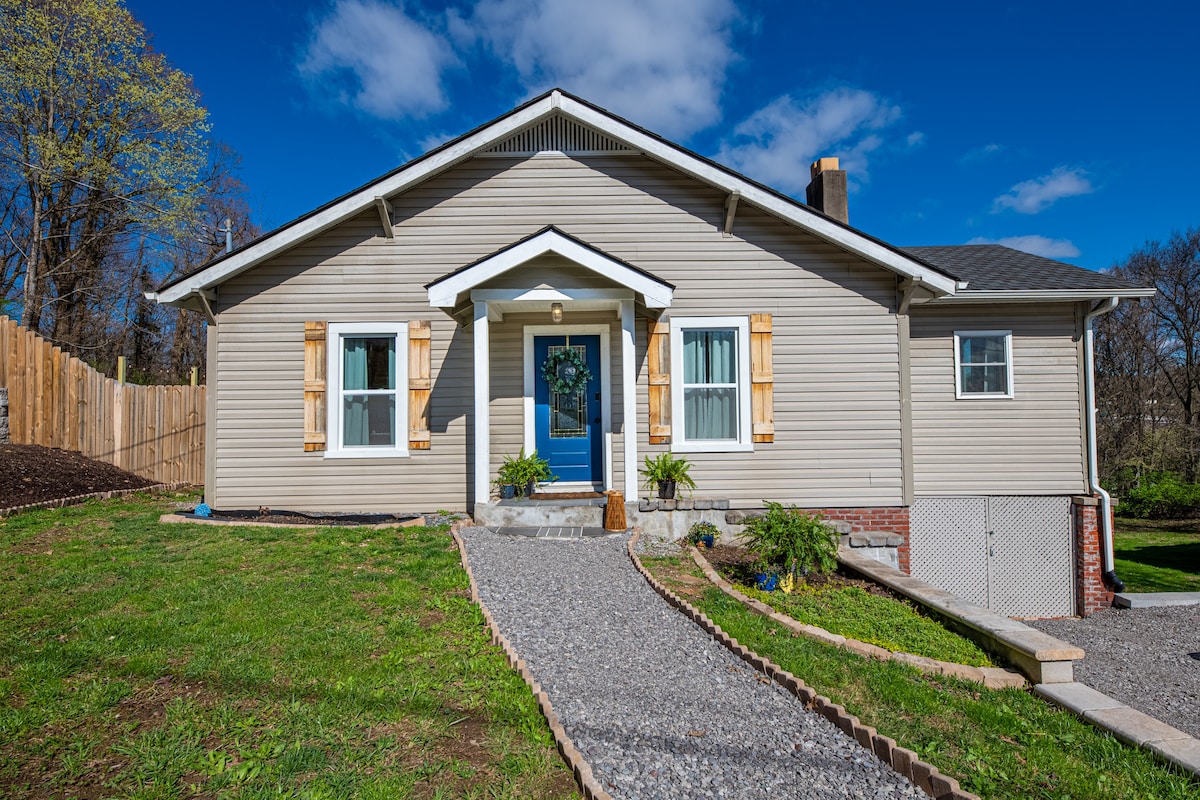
[534,335,603,483]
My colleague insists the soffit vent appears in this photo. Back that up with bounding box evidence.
[480,114,637,156]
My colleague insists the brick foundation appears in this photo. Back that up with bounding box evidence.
[1073,496,1114,616]
[809,506,911,574]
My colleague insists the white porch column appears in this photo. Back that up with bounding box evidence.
[620,299,638,498]
[473,301,490,506]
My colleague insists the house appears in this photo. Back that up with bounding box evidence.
[150,90,1152,617]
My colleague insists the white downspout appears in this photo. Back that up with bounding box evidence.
[1083,296,1124,591]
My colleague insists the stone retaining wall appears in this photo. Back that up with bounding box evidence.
[0,387,9,444]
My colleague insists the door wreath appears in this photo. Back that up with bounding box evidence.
[541,347,592,395]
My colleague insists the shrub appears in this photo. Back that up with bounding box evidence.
[1117,471,1200,519]
[686,520,720,546]
[742,502,838,576]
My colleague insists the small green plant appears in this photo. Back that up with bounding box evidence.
[496,448,556,497]
[641,452,696,498]
[686,520,720,547]
[743,502,838,577]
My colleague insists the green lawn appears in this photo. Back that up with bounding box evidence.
[0,492,578,799]
[1113,517,1200,593]
[640,555,1196,800]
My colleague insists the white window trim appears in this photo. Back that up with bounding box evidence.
[953,329,1014,400]
[325,322,409,458]
[669,316,752,453]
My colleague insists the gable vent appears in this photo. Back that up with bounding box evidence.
[481,114,636,156]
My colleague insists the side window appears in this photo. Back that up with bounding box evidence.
[327,323,408,457]
[954,330,1013,399]
[670,316,752,451]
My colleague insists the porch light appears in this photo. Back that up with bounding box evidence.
[551,302,563,323]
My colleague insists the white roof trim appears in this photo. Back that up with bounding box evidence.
[929,288,1156,304]
[156,89,958,306]
[427,228,673,309]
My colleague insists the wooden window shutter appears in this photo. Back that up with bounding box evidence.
[408,320,432,449]
[303,322,327,451]
[750,313,774,443]
[647,319,670,444]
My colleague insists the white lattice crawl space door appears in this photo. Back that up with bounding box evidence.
[910,497,1073,617]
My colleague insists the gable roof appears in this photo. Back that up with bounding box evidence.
[426,226,675,309]
[151,88,960,306]
[904,245,1155,302]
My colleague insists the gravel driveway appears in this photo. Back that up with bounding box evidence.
[1029,606,1200,738]
[458,526,918,799]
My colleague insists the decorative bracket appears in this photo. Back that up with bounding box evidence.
[375,196,394,240]
[723,190,741,236]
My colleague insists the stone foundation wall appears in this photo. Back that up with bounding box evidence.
[1073,495,1114,616]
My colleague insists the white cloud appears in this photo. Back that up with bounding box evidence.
[968,235,1081,259]
[906,131,926,148]
[991,166,1093,214]
[299,0,458,119]
[716,88,905,195]
[465,0,739,138]
[960,143,1002,164]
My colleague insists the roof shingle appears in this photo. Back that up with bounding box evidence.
[902,245,1146,292]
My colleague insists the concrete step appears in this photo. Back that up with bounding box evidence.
[1113,591,1200,609]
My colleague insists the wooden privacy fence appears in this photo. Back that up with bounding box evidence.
[0,316,205,485]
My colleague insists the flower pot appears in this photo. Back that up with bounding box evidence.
[525,479,538,498]
[499,484,516,500]
[696,533,715,548]
[656,480,676,499]
[755,572,779,592]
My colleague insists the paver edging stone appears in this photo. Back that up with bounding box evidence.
[448,519,615,800]
[688,545,1026,691]
[0,481,195,517]
[627,531,981,800]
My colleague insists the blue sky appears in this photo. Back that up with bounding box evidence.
[127,0,1198,270]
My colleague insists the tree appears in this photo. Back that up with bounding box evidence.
[0,0,209,345]
[1097,228,1200,485]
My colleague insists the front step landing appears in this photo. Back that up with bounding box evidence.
[474,499,605,529]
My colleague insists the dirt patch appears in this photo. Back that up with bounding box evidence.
[2,675,216,800]
[0,443,156,510]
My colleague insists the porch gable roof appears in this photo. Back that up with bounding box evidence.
[425,226,675,310]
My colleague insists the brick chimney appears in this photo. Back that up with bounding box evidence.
[806,157,849,224]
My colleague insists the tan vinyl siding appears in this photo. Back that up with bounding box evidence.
[909,303,1085,496]
[212,152,902,511]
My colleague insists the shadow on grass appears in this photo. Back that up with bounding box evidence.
[1113,542,1200,574]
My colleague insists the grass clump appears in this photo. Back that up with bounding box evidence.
[735,581,994,667]
[0,491,579,799]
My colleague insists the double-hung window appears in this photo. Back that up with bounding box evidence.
[326,322,408,457]
[954,330,1013,399]
[670,316,752,451]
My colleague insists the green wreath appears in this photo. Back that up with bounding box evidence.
[541,347,592,395]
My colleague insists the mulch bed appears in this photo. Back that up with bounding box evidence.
[700,543,898,597]
[183,508,422,527]
[0,443,156,509]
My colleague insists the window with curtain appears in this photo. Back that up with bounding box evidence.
[954,330,1013,398]
[670,317,752,451]
[326,323,408,457]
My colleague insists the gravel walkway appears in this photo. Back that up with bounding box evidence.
[458,527,919,799]
[1029,606,1200,738]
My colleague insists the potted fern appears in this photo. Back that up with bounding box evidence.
[641,452,696,500]
[496,448,556,499]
